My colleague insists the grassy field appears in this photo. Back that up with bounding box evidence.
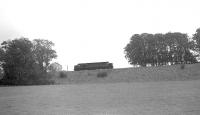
[0,63,200,115]
[0,80,200,115]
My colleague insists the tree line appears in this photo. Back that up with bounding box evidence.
[124,28,200,67]
[0,38,57,85]
[1,28,200,85]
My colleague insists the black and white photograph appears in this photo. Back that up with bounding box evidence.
[0,0,200,114]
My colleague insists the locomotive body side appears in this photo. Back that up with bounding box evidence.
[74,62,113,71]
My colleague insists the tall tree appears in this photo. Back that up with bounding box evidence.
[0,38,57,85]
[32,39,57,74]
[165,32,196,64]
[125,32,197,67]
[192,28,200,61]
[0,38,35,84]
[124,34,145,66]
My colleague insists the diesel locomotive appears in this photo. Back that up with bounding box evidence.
[74,62,113,71]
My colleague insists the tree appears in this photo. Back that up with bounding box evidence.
[124,34,145,66]
[124,33,166,67]
[0,38,36,84]
[32,39,57,74]
[0,48,4,69]
[153,33,166,66]
[48,62,62,72]
[0,38,57,85]
[192,28,200,61]
[125,32,197,67]
[165,32,197,64]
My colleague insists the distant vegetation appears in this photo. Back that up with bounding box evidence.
[1,28,200,85]
[0,38,57,85]
[59,71,68,78]
[48,62,62,72]
[97,71,108,78]
[124,28,200,67]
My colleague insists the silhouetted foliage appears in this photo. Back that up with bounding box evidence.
[0,38,57,85]
[48,62,62,72]
[33,39,57,74]
[97,71,108,78]
[192,28,200,60]
[125,32,198,67]
[59,71,67,78]
[180,64,185,69]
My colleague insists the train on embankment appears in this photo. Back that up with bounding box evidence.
[74,62,113,71]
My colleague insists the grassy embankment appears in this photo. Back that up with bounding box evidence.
[53,63,200,84]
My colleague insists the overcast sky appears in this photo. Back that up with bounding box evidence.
[0,0,200,70]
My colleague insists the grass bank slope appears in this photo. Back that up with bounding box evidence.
[53,63,200,84]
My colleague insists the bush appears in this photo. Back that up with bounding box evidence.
[97,71,108,78]
[180,64,185,69]
[0,73,55,86]
[0,77,55,86]
[59,71,68,78]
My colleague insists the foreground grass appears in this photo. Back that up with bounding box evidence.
[0,80,200,115]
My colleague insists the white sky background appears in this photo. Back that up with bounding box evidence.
[0,0,200,70]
